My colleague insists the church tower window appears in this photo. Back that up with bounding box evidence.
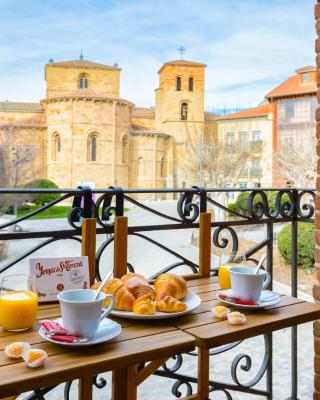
[122,135,128,163]
[87,133,98,161]
[189,77,194,92]
[180,102,188,120]
[176,76,181,91]
[79,74,88,89]
[52,132,60,161]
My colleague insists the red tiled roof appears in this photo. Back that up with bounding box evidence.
[132,107,155,118]
[205,112,219,121]
[0,101,43,112]
[265,73,317,99]
[215,104,271,121]
[130,124,170,138]
[44,89,134,107]
[159,59,206,73]
[47,59,119,70]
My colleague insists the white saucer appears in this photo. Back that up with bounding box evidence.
[217,289,281,310]
[39,318,121,347]
[110,291,201,320]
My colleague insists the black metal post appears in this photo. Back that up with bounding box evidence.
[290,189,299,400]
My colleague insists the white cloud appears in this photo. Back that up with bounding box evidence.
[0,0,316,110]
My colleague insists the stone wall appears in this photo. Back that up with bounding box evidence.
[45,96,132,188]
[45,64,120,98]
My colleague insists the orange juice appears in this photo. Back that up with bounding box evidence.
[218,264,240,290]
[0,291,38,331]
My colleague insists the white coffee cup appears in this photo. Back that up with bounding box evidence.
[57,289,115,338]
[229,267,271,303]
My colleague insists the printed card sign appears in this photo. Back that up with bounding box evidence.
[29,257,90,302]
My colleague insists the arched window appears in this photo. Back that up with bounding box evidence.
[79,74,88,89]
[137,156,144,176]
[52,132,61,161]
[122,135,128,163]
[176,76,181,91]
[87,134,98,161]
[180,102,188,120]
[160,157,165,178]
[189,77,194,92]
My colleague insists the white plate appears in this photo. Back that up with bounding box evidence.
[38,318,121,347]
[217,289,281,310]
[110,291,201,319]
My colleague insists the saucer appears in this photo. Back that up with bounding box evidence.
[39,318,121,347]
[217,289,281,310]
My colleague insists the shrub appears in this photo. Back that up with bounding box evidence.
[278,222,315,271]
[23,179,60,205]
[229,191,290,215]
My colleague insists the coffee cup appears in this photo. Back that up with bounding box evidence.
[229,267,271,303]
[57,289,115,338]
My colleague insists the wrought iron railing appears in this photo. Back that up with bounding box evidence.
[0,186,315,400]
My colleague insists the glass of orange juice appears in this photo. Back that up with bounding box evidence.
[218,254,247,290]
[0,274,38,331]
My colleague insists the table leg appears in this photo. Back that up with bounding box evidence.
[78,376,92,400]
[113,368,137,400]
[198,348,210,400]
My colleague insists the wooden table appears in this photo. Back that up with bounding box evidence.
[1,276,320,400]
[170,276,320,400]
[0,303,195,400]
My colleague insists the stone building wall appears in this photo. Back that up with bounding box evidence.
[129,132,170,191]
[0,124,46,186]
[45,63,120,98]
[44,96,132,188]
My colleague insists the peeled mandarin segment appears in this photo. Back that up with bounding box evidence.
[4,342,30,359]
[212,306,230,319]
[227,311,246,325]
[25,349,47,368]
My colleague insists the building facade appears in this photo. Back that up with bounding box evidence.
[0,58,314,191]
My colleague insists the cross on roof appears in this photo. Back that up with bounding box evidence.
[178,46,186,59]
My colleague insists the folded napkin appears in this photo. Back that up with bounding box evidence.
[41,320,85,343]
[218,293,257,306]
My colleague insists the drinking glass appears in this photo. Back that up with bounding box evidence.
[218,253,247,290]
[0,274,38,331]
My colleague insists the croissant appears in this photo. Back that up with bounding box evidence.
[154,273,188,302]
[121,273,155,300]
[133,295,156,315]
[156,295,187,313]
[91,278,135,311]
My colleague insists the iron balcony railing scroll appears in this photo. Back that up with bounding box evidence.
[0,186,315,400]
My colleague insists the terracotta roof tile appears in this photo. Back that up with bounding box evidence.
[205,111,219,121]
[0,101,42,112]
[216,104,271,121]
[132,107,155,118]
[47,59,119,70]
[266,73,317,99]
[131,124,170,138]
[159,59,206,73]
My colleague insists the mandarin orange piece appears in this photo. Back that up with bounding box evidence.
[4,342,30,359]
[212,306,230,319]
[25,349,47,368]
[227,311,246,325]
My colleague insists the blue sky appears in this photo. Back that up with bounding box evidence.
[0,0,316,111]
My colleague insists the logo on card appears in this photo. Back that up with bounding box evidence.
[70,270,85,285]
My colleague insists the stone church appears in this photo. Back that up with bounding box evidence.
[0,57,216,190]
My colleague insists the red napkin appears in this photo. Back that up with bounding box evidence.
[218,293,256,306]
[41,320,82,343]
